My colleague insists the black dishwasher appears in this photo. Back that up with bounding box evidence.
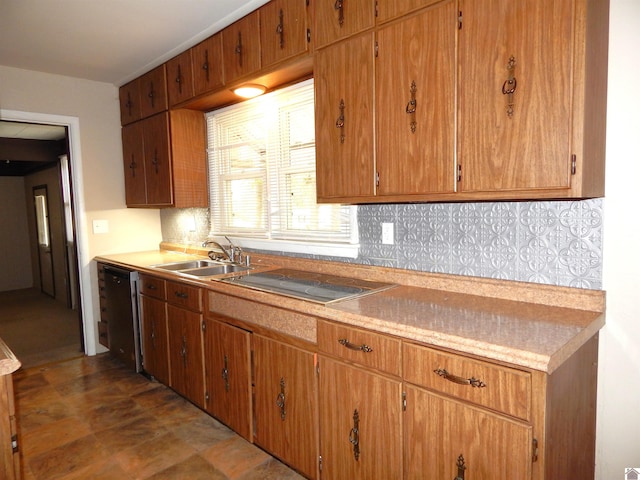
[102,265,141,371]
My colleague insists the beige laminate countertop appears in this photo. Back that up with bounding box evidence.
[96,245,605,374]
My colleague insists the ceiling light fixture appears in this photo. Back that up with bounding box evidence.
[233,83,266,99]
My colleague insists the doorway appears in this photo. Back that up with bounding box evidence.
[0,110,89,358]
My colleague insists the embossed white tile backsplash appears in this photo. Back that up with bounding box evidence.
[161,198,603,290]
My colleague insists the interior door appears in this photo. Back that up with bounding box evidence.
[33,185,55,297]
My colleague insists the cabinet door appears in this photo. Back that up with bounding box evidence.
[203,318,252,441]
[376,1,456,196]
[138,65,168,119]
[140,295,170,385]
[167,305,205,407]
[315,0,375,48]
[315,33,375,201]
[260,0,309,68]
[458,0,574,192]
[404,385,532,480]
[119,78,141,125]
[319,356,403,479]
[192,33,224,96]
[142,112,173,206]
[166,50,194,107]
[254,335,318,479]
[121,121,147,206]
[222,11,261,84]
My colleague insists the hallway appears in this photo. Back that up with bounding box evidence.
[13,354,304,479]
[0,288,82,370]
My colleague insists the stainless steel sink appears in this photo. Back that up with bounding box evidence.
[179,264,251,277]
[151,259,251,278]
[153,260,218,271]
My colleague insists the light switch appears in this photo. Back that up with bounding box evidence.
[93,219,109,234]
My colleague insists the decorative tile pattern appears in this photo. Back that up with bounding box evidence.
[161,199,604,290]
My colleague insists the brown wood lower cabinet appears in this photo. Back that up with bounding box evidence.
[139,295,170,385]
[203,317,252,441]
[253,335,319,479]
[404,385,532,479]
[318,356,403,479]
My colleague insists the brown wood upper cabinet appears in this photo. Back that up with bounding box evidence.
[457,0,607,198]
[222,10,262,84]
[122,110,207,208]
[119,65,168,125]
[191,33,225,96]
[314,0,375,48]
[166,50,195,107]
[314,0,608,203]
[315,32,375,200]
[260,0,311,68]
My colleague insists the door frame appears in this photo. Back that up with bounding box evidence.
[32,184,56,298]
[1,109,93,355]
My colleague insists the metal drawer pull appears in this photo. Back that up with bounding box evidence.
[338,338,373,353]
[174,291,188,299]
[433,368,486,388]
[221,354,229,392]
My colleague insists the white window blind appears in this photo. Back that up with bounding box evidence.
[206,79,358,257]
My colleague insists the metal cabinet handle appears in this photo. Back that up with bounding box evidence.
[276,9,284,49]
[454,454,466,480]
[175,64,183,94]
[334,0,345,26]
[349,409,360,460]
[235,31,243,67]
[174,291,188,299]
[502,56,517,117]
[406,80,417,133]
[275,377,286,420]
[433,368,486,388]
[335,99,345,144]
[148,81,155,108]
[221,354,229,392]
[339,338,373,353]
[202,50,210,82]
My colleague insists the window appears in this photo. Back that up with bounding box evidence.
[206,79,358,257]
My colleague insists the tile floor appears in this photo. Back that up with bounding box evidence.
[13,354,305,480]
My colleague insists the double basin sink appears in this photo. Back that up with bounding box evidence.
[152,259,251,279]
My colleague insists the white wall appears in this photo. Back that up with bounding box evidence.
[0,65,162,355]
[598,0,640,476]
[0,177,32,291]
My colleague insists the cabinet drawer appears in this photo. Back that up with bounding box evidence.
[139,274,166,300]
[317,320,401,377]
[166,280,202,312]
[403,343,531,420]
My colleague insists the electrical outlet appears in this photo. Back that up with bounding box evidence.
[382,222,394,245]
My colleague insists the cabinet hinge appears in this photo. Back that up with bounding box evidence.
[402,391,407,412]
[319,455,323,472]
[458,10,463,29]
[375,0,379,17]
[376,171,380,187]
[571,154,577,175]
[532,438,539,463]
[205,391,210,403]
[201,320,206,331]
[375,40,379,58]
[457,164,462,182]
[307,28,311,43]
[11,434,18,453]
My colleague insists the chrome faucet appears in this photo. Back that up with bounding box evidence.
[201,240,231,262]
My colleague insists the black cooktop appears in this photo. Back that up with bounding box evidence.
[219,268,395,304]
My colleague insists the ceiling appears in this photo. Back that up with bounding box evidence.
[0,0,269,86]
[0,0,268,175]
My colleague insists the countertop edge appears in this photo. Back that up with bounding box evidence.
[0,337,21,376]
